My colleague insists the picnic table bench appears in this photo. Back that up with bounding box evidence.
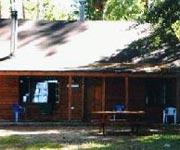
[91,111,146,135]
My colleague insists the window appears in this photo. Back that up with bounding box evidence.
[19,77,59,104]
[33,81,48,103]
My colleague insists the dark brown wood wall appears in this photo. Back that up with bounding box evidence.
[87,78,103,112]
[105,78,125,110]
[0,76,84,121]
[25,77,84,121]
[176,76,180,123]
[83,78,103,121]
[0,76,19,120]
[53,77,69,121]
[0,74,177,123]
[19,77,83,121]
[22,77,69,121]
[128,78,145,110]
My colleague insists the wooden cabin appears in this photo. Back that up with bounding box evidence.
[0,19,179,123]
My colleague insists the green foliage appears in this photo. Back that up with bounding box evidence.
[22,0,78,20]
[144,0,180,48]
[153,36,161,48]
[172,20,180,42]
[104,0,147,20]
[23,0,37,19]
[43,0,56,20]
[145,0,180,26]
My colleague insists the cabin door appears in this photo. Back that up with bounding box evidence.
[84,78,102,121]
[70,77,83,121]
[92,85,102,111]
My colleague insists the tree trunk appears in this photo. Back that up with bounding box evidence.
[144,0,149,8]
[36,0,40,19]
[0,0,1,18]
[22,0,25,19]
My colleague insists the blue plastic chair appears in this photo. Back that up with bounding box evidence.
[113,105,125,120]
[114,105,125,111]
[12,104,21,122]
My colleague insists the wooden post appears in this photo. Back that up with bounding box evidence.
[176,75,180,123]
[81,77,85,120]
[68,76,72,121]
[125,77,129,110]
[102,77,106,111]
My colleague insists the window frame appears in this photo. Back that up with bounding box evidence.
[19,76,59,104]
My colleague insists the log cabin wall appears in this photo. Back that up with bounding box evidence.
[0,74,177,123]
[165,78,176,107]
[18,76,70,121]
[105,78,125,111]
[52,77,68,121]
[20,76,84,121]
[128,78,145,111]
[83,78,103,121]
[0,75,92,122]
[0,76,19,121]
[86,78,103,112]
[143,78,176,123]
[49,76,83,121]
[176,75,180,123]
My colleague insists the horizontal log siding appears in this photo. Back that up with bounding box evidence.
[0,76,19,121]
[24,77,69,121]
[128,78,145,110]
[83,78,103,121]
[0,76,84,122]
[105,78,125,111]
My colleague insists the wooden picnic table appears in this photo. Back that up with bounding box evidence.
[91,110,146,135]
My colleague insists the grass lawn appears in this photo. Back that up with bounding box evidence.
[0,125,180,150]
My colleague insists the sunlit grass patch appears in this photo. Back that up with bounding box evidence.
[0,135,22,145]
[27,142,63,150]
[138,134,180,142]
[0,135,63,150]
[0,135,24,150]
[137,134,180,149]
[80,142,107,149]
[60,142,108,150]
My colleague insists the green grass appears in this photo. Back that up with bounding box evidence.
[137,134,180,150]
[0,129,180,150]
[0,135,63,150]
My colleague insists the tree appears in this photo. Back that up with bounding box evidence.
[23,0,36,19]
[0,0,77,20]
[0,0,1,18]
[42,0,55,20]
[22,0,25,19]
[86,0,107,20]
[103,0,147,20]
[145,0,180,42]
